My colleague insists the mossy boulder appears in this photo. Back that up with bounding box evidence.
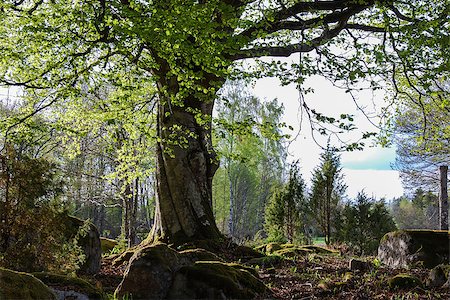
[167,261,268,299]
[0,268,56,300]
[115,243,268,299]
[100,238,118,254]
[65,216,101,275]
[378,230,449,268]
[32,272,103,299]
[388,274,422,290]
[115,243,180,299]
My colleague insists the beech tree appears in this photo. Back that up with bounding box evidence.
[1,1,448,245]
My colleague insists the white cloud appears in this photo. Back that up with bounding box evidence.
[343,168,404,200]
[251,73,404,200]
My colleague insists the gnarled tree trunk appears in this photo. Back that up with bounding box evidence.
[146,68,223,245]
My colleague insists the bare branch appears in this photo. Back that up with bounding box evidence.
[233,16,351,59]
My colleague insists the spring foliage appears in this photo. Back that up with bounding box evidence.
[0,146,85,273]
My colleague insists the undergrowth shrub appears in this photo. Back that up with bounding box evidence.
[0,146,85,273]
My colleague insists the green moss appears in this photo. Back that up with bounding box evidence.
[280,243,295,249]
[274,247,311,258]
[100,238,118,253]
[266,242,282,254]
[179,248,222,263]
[343,272,353,282]
[175,238,226,252]
[112,249,135,266]
[300,245,339,255]
[246,255,284,268]
[177,261,268,299]
[388,274,422,290]
[0,268,55,300]
[32,272,103,299]
[135,243,180,266]
[254,244,267,253]
[226,263,259,277]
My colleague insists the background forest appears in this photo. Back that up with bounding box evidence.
[1,78,446,271]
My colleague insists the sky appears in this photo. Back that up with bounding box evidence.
[252,74,404,200]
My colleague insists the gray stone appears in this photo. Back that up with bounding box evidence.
[378,230,449,268]
[348,258,371,272]
[426,265,447,288]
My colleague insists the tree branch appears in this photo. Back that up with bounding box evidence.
[346,24,385,33]
[233,4,371,60]
[240,1,374,39]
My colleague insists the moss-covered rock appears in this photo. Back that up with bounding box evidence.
[0,268,55,300]
[245,255,285,268]
[274,247,311,258]
[378,230,450,268]
[388,274,422,290]
[115,243,269,299]
[167,261,269,299]
[32,272,103,299]
[115,243,180,299]
[100,238,118,254]
[65,215,102,275]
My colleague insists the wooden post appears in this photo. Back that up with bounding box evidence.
[439,166,448,230]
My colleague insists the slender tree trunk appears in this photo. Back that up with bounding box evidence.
[439,165,448,230]
[228,175,234,237]
[146,74,222,245]
[325,183,331,245]
[121,183,132,245]
[0,154,10,252]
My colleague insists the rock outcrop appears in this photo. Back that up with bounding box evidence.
[378,230,449,268]
[65,216,102,275]
[100,238,118,254]
[0,268,56,300]
[115,243,268,299]
[32,272,103,300]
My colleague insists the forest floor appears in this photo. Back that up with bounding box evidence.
[95,246,449,300]
[257,254,448,300]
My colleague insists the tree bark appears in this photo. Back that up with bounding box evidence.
[439,165,448,230]
[146,73,222,245]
